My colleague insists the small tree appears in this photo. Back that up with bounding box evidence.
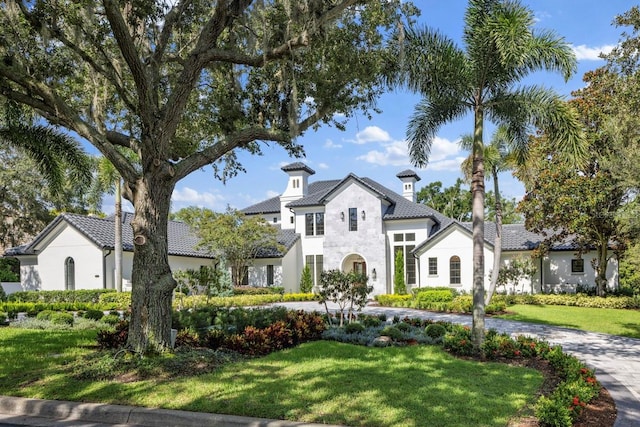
[495,256,537,295]
[300,264,313,294]
[318,270,372,326]
[394,250,407,294]
[181,207,284,288]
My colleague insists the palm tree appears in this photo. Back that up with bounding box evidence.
[461,126,520,305]
[0,103,92,193]
[395,0,584,349]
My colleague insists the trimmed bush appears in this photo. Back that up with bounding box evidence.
[425,324,447,339]
[49,312,74,326]
[101,314,121,325]
[380,325,403,341]
[9,290,115,304]
[344,322,366,334]
[83,309,105,321]
[375,294,412,307]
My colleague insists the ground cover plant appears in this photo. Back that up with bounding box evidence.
[496,304,640,339]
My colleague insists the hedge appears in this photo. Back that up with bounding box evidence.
[496,294,640,309]
[8,289,116,304]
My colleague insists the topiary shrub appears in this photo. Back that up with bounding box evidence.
[46,311,74,326]
[380,325,403,341]
[395,322,412,332]
[344,322,366,334]
[83,309,105,321]
[425,324,447,339]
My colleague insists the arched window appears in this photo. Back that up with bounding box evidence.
[449,256,461,285]
[64,257,75,290]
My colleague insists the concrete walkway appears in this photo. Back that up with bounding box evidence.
[1,301,638,426]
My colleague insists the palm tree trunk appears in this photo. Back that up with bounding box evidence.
[471,107,486,350]
[485,169,502,305]
[115,178,123,292]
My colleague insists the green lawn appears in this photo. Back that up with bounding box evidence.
[0,328,543,427]
[496,304,640,338]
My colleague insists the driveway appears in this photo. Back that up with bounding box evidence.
[273,301,640,427]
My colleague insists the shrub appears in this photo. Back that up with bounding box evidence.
[360,315,382,328]
[83,309,105,321]
[300,264,313,293]
[101,314,121,325]
[0,311,7,324]
[425,324,447,339]
[9,290,115,304]
[98,292,131,308]
[344,322,366,334]
[415,289,455,304]
[380,325,403,341]
[40,311,74,326]
[97,321,129,349]
[175,330,200,348]
[282,293,317,302]
[443,325,474,356]
[201,329,226,349]
[395,322,412,332]
[375,294,412,307]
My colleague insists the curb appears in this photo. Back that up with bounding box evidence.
[0,396,346,427]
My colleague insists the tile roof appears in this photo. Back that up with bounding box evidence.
[242,180,340,214]
[281,162,315,175]
[255,227,300,258]
[6,213,213,259]
[396,169,422,181]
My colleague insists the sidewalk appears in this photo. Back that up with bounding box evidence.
[1,301,638,426]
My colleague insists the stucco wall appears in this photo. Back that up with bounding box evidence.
[32,224,105,291]
[322,182,388,295]
[543,251,618,293]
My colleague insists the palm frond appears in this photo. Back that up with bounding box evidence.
[407,98,469,167]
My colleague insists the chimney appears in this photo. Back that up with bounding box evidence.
[280,162,315,229]
[396,170,421,203]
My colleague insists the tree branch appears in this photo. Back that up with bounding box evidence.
[173,126,289,182]
[102,0,154,124]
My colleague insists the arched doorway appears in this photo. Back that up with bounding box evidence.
[342,253,367,276]
[64,257,75,290]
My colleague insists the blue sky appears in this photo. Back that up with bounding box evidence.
[106,1,633,214]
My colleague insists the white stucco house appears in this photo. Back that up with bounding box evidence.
[4,162,618,295]
[4,213,218,291]
[241,162,618,295]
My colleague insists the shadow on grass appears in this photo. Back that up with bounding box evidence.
[8,339,543,427]
[497,312,581,330]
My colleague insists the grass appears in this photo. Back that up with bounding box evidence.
[0,327,543,427]
[496,304,640,338]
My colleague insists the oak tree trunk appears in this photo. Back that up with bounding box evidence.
[126,172,177,353]
[595,243,608,297]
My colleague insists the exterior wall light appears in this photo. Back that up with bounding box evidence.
[340,211,345,221]
[372,268,377,280]
[361,210,366,220]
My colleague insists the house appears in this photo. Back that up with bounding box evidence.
[4,213,216,292]
[241,162,619,295]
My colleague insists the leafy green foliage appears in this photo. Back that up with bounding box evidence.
[393,249,406,294]
[180,207,283,287]
[0,257,19,283]
[417,179,472,221]
[9,290,116,304]
[317,269,372,326]
[299,264,313,294]
[494,256,537,294]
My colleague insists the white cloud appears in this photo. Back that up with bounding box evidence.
[323,139,342,149]
[426,157,467,172]
[572,44,615,61]
[171,186,225,209]
[356,137,462,168]
[266,190,280,198]
[356,140,410,166]
[429,136,462,162]
[350,126,392,144]
[318,162,329,169]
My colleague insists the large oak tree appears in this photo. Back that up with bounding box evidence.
[0,0,417,352]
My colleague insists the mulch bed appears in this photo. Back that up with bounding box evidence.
[501,357,617,426]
